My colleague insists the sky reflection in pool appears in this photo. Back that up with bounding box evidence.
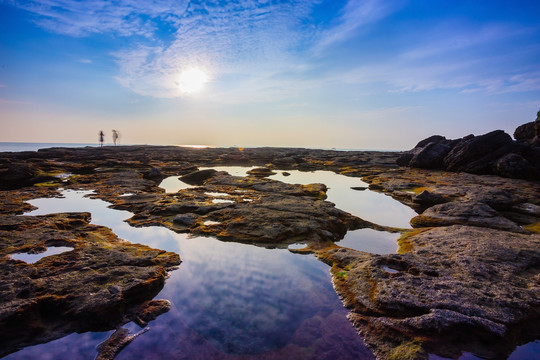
[159,167,416,229]
[8,190,374,360]
[337,228,399,254]
[9,246,74,264]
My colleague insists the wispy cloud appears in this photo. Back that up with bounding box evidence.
[335,22,540,94]
[11,0,189,37]
[78,58,92,64]
[314,0,402,52]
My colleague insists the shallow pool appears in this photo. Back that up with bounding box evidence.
[6,190,374,359]
[159,167,417,229]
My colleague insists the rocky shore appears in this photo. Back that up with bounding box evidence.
[0,120,539,359]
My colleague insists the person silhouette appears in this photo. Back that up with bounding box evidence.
[98,130,104,147]
[112,130,119,146]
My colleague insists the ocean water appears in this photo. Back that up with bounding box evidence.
[0,142,98,152]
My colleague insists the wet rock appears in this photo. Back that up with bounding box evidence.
[247,167,277,177]
[351,186,367,191]
[179,169,218,185]
[0,213,180,357]
[410,201,524,232]
[95,327,149,360]
[173,213,199,226]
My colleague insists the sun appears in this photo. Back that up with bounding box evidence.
[177,68,209,94]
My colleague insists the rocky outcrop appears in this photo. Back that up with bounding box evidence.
[410,201,525,233]
[318,225,540,360]
[0,213,180,357]
[397,122,540,179]
[1,144,539,359]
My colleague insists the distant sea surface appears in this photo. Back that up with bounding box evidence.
[0,142,100,152]
[0,142,400,153]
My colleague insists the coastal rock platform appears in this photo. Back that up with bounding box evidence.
[0,143,539,359]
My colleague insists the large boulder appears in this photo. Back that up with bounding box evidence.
[397,126,540,180]
[443,130,514,172]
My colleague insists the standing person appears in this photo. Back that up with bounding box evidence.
[98,130,105,147]
[112,130,119,146]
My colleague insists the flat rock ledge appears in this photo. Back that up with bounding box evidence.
[0,212,180,357]
[317,225,540,360]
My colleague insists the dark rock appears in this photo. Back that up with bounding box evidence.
[415,135,447,148]
[514,121,536,143]
[351,186,368,191]
[96,327,149,360]
[282,171,291,176]
[396,152,414,167]
[173,213,199,226]
[142,167,163,181]
[247,167,277,177]
[495,153,537,179]
[398,126,540,180]
[443,130,513,171]
[179,169,218,185]
[412,190,446,206]
[409,142,452,169]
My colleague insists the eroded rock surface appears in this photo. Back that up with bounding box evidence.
[0,213,180,357]
[1,144,539,359]
[397,122,540,179]
[318,226,540,359]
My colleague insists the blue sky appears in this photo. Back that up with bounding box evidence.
[1,0,539,149]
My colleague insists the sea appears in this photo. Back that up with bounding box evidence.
[0,142,99,152]
[0,142,399,153]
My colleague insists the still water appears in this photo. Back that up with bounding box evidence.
[6,190,374,359]
[6,168,536,359]
[160,167,417,229]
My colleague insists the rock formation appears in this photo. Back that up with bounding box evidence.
[397,116,540,180]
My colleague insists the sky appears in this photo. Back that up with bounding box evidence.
[1,0,539,150]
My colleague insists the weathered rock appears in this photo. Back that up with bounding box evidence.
[412,190,446,206]
[398,124,540,179]
[247,167,277,177]
[318,225,540,359]
[443,130,514,171]
[514,121,536,143]
[495,153,538,179]
[410,201,525,232]
[179,169,219,185]
[173,213,199,226]
[409,142,452,169]
[95,327,149,360]
[142,167,164,181]
[0,213,180,357]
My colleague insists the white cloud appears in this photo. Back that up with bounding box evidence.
[13,0,189,37]
[314,0,402,52]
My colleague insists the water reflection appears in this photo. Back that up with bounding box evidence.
[159,167,416,229]
[10,246,74,263]
[337,228,398,254]
[7,190,374,359]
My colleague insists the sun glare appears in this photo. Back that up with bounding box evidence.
[177,68,208,94]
